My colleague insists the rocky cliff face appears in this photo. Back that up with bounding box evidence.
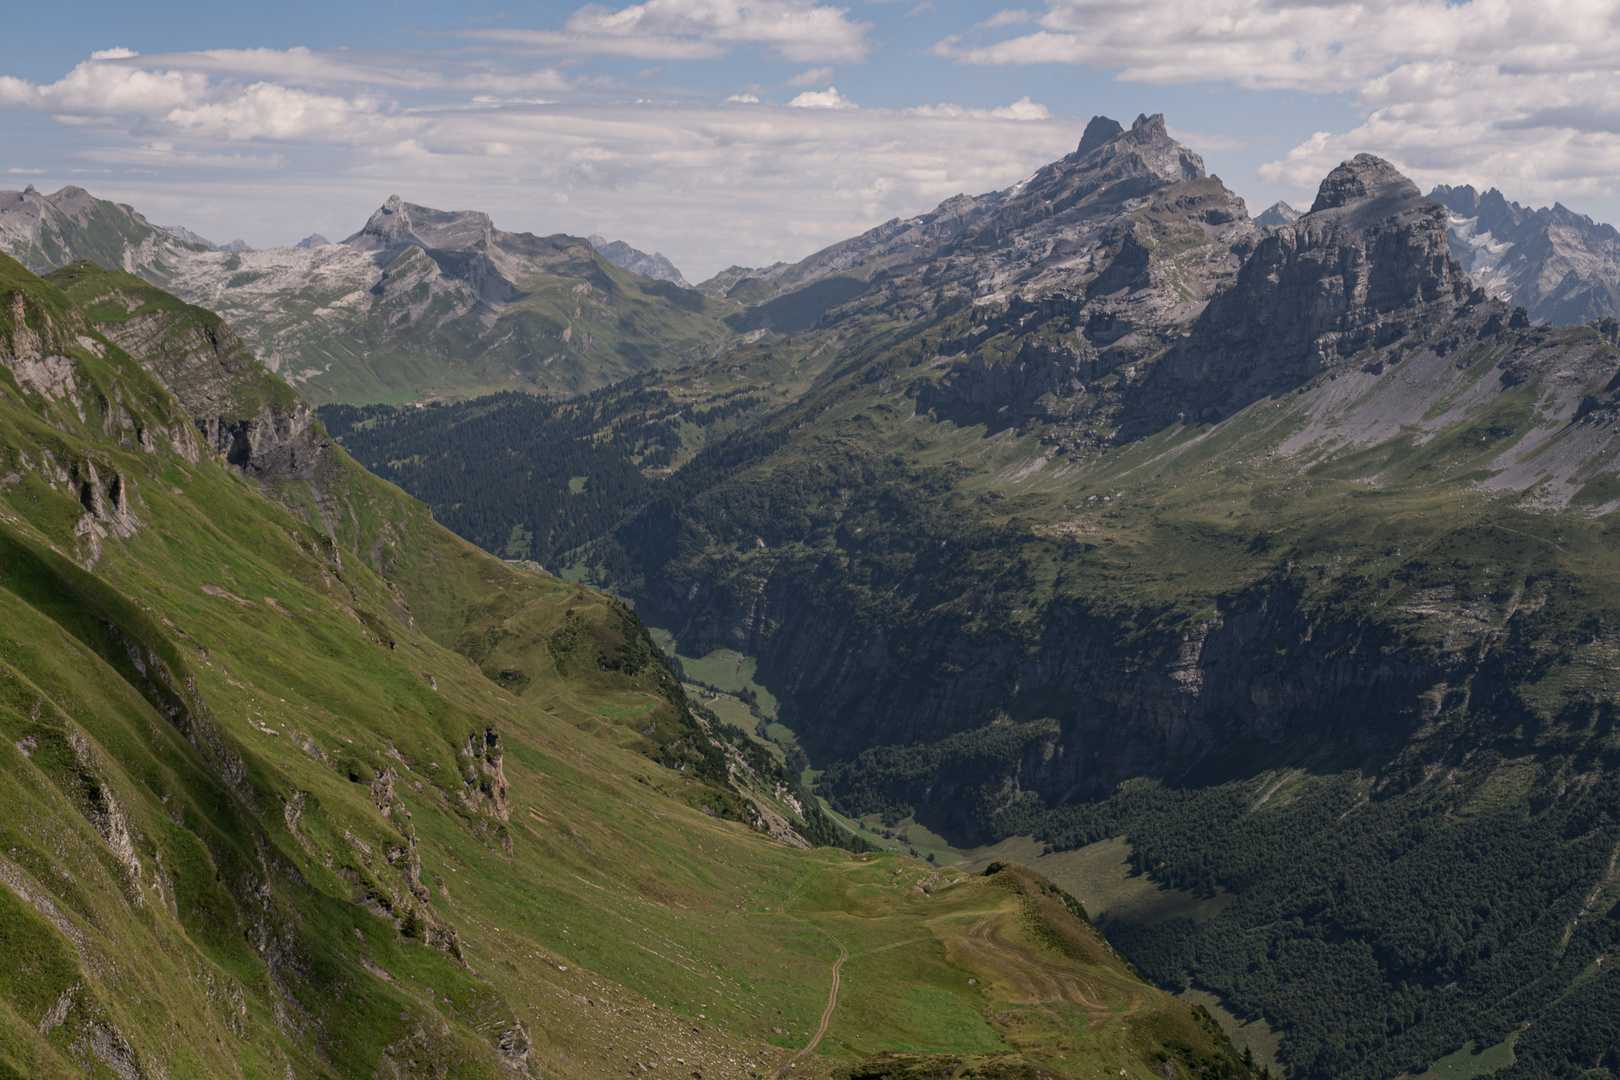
[46,261,333,488]
[900,114,1255,444]
[1135,154,1475,429]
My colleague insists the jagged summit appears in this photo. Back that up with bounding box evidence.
[1430,181,1620,324]
[343,195,497,257]
[1076,115,1125,157]
[1064,111,1204,186]
[588,234,691,288]
[1138,153,1474,429]
[1309,152,1420,213]
[1255,200,1301,227]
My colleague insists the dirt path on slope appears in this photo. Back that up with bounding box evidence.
[768,932,848,1078]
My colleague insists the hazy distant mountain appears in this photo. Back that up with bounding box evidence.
[0,186,738,402]
[1254,199,1301,226]
[163,224,220,249]
[150,195,732,401]
[586,235,690,288]
[0,183,206,277]
[1430,183,1620,324]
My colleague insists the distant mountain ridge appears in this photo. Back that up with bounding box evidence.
[0,186,737,402]
[1254,200,1301,226]
[0,183,205,275]
[587,234,690,288]
[1430,182,1620,324]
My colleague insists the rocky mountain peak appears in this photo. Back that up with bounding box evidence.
[1138,154,1472,429]
[1309,153,1419,213]
[1088,111,1204,187]
[1255,201,1301,227]
[1076,115,1125,157]
[588,235,690,288]
[344,197,496,259]
[1066,112,1201,183]
[23,184,37,196]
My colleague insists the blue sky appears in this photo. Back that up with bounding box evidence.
[2,1,1615,280]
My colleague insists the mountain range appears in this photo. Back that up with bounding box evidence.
[1430,183,1620,325]
[0,187,737,403]
[319,115,1620,1080]
[7,110,1620,1080]
[9,140,1620,408]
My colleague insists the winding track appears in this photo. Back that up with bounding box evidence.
[768,934,847,1078]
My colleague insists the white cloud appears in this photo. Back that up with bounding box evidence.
[786,65,836,87]
[788,85,856,108]
[90,48,139,60]
[936,0,1620,208]
[7,167,46,175]
[908,95,1048,121]
[464,0,873,63]
[977,9,1030,28]
[991,95,1047,121]
[115,47,579,96]
[0,54,417,144]
[726,92,762,102]
[76,144,289,170]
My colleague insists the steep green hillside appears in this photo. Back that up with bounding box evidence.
[319,124,1620,1079]
[0,254,1248,1080]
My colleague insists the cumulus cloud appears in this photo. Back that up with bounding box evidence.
[937,0,1620,207]
[0,54,417,144]
[908,95,1049,121]
[788,85,856,108]
[109,47,579,96]
[464,0,872,63]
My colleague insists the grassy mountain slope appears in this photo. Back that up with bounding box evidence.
[0,254,1248,1080]
[319,128,1620,1079]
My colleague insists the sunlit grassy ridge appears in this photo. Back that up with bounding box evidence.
[0,254,1249,1080]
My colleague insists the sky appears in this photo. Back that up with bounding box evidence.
[4,1,1620,282]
